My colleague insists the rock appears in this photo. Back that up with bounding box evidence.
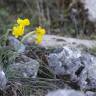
[8,36,25,53]
[85,91,96,96]
[78,62,96,89]
[24,35,96,49]
[48,46,82,76]
[46,89,85,96]
[41,35,96,49]
[46,90,96,96]
[0,67,7,90]
[48,46,96,89]
[81,0,96,22]
[6,55,39,78]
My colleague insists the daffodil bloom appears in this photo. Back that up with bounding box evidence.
[35,26,46,35]
[17,18,30,26]
[35,26,46,44]
[12,18,30,38]
[35,35,43,44]
[12,25,24,38]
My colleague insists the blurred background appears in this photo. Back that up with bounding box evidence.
[0,0,96,39]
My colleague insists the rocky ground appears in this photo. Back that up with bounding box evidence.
[0,35,96,96]
[41,35,96,49]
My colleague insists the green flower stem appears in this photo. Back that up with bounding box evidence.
[21,31,35,43]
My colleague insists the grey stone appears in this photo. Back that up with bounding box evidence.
[48,46,96,89]
[6,55,39,78]
[48,46,82,76]
[40,35,96,49]
[81,0,96,22]
[0,67,7,90]
[8,36,25,53]
[85,91,96,96]
[78,63,96,89]
[46,89,85,96]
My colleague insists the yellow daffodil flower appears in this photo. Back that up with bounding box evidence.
[12,18,30,38]
[35,26,46,35]
[35,35,43,44]
[35,26,46,44]
[12,25,24,38]
[17,18,30,26]
[12,18,45,44]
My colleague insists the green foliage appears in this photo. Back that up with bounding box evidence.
[25,45,56,79]
[0,0,96,38]
[0,46,16,70]
[0,30,16,71]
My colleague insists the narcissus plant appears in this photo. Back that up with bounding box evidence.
[12,18,46,44]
